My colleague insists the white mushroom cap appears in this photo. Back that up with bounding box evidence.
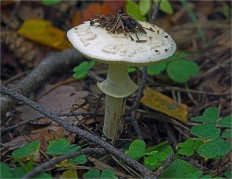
[67,21,176,66]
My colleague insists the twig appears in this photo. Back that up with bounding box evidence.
[1,112,104,134]
[156,155,175,177]
[128,0,162,139]
[22,147,106,179]
[150,0,162,24]
[0,85,156,178]
[129,67,147,139]
[156,86,231,96]
[4,1,20,31]
[0,48,83,119]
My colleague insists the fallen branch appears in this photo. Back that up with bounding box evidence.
[0,85,156,178]
[129,67,147,139]
[22,147,106,179]
[1,48,83,119]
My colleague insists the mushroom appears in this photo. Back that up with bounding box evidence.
[67,20,176,142]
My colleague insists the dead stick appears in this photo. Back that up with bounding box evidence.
[129,67,147,139]
[0,48,83,119]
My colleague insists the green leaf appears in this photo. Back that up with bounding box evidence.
[217,114,232,127]
[192,107,219,123]
[203,107,219,123]
[12,141,40,159]
[146,141,174,156]
[190,124,220,139]
[197,139,231,158]
[83,168,100,179]
[154,0,173,14]
[201,175,212,178]
[160,159,197,178]
[158,152,168,161]
[221,129,232,138]
[73,71,88,79]
[73,154,87,164]
[178,148,194,157]
[0,163,12,178]
[145,151,168,171]
[127,67,136,73]
[46,138,80,155]
[73,61,95,79]
[73,61,95,72]
[125,139,146,160]
[167,60,200,83]
[21,160,34,172]
[147,62,167,75]
[167,51,187,61]
[177,138,195,157]
[100,169,117,179]
[224,171,232,178]
[192,140,204,151]
[11,167,26,178]
[144,155,157,166]
[145,150,158,156]
[41,0,61,6]
[186,170,203,178]
[139,0,151,16]
[144,155,158,171]
[126,0,146,21]
[35,173,53,179]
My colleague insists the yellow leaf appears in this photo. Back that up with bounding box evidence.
[17,19,72,50]
[60,168,78,179]
[55,160,71,168]
[141,87,188,123]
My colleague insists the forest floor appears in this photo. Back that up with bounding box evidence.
[1,1,231,179]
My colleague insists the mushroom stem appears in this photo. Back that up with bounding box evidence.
[103,94,125,141]
[97,64,138,141]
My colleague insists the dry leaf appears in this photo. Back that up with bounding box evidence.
[141,87,188,123]
[17,19,72,50]
[60,168,78,179]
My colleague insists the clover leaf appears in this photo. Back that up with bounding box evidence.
[144,152,167,171]
[160,159,197,178]
[217,114,232,127]
[167,60,200,83]
[177,139,204,157]
[125,139,146,160]
[192,107,219,123]
[197,138,231,158]
[46,138,80,155]
[190,124,220,139]
[83,168,100,179]
[73,154,87,165]
[12,141,40,159]
[147,61,167,75]
[73,61,95,79]
[221,129,232,139]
